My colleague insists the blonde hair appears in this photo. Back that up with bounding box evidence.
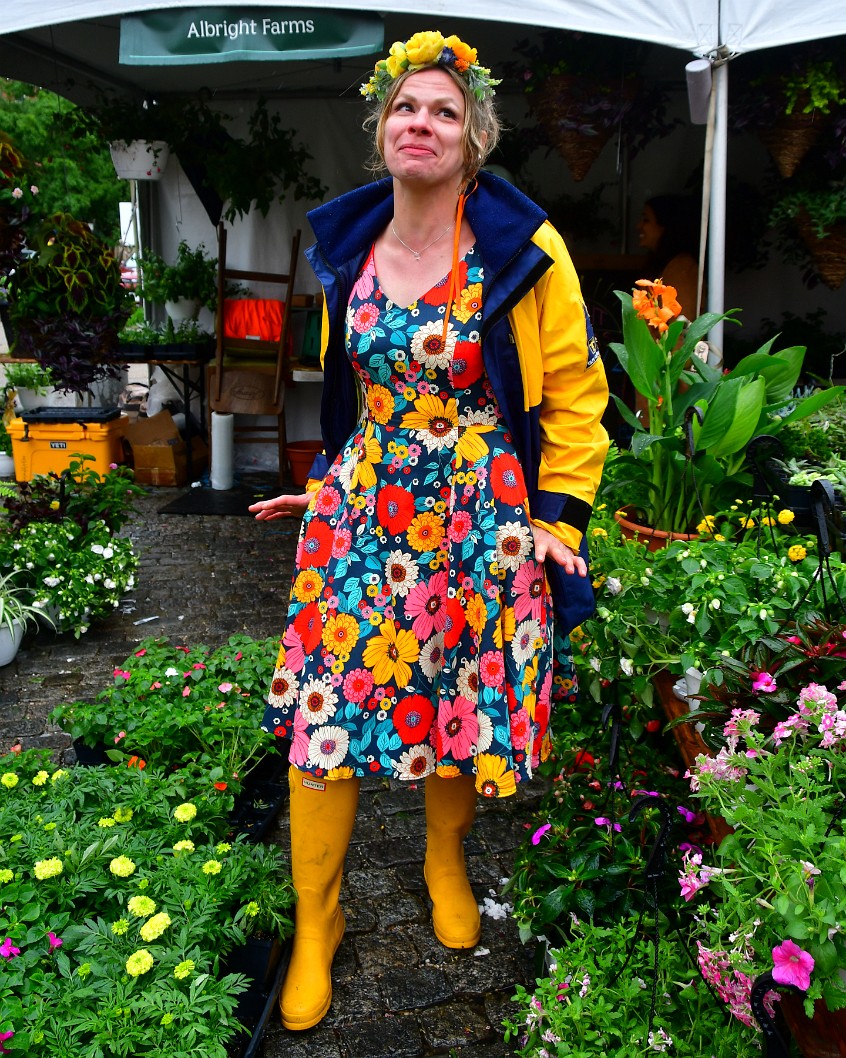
[365,66,501,183]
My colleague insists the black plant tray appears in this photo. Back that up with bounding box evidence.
[224,937,291,1058]
[229,778,288,843]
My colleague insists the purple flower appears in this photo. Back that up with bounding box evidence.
[0,1030,13,1054]
[48,931,63,951]
[594,816,622,832]
[531,823,552,845]
[772,939,814,991]
[0,937,20,959]
[677,805,698,824]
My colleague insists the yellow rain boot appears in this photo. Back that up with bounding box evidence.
[423,773,482,949]
[279,766,360,1031]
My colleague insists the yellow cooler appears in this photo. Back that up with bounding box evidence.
[8,407,127,482]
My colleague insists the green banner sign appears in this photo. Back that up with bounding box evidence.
[120,8,383,65]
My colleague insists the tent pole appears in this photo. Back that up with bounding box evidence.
[707,54,729,353]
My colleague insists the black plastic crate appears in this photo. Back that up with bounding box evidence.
[21,406,122,424]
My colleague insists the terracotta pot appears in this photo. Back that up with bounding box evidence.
[287,439,323,487]
[780,993,846,1057]
[613,507,698,552]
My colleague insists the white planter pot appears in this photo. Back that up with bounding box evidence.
[13,387,48,412]
[0,452,14,479]
[165,298,201,325]
[109,140,170,181]
[0,620,24,666]
[684,666,703,699]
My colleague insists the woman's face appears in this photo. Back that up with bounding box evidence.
[381,67,467,191]
[637,204,665,252]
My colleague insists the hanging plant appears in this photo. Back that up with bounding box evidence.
[8,212,133,394]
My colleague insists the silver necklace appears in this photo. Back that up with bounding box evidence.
[391,220,454,260]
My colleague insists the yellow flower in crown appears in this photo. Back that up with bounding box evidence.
[444,36,477,72]
[386,41,409,79]
[405,30,445,67]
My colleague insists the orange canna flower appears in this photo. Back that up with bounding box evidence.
[633,278,681,334]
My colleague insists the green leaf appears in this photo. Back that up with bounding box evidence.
[700,377,767,458]
[774,385,845,429]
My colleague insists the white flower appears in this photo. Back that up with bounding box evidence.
[42,576,61,588]
[410,319,456,369]
[605,576,622,595]
[11,187,22,199]
[709,598,721,609]
[681,602,695,615]
[384,550,419,598]
[475,709,494,753]
[620,658,634,677]
[512,619,541,668]
[456,658,479,703]
[165,667,180,677]
[102,547,114,559]
[686,609,698,624]
[495,521,533,572]
[394,744,436,780]
[90,544,104,555]
[298,676,339,725]
[589,657,601,672]
[419,633,445,679]
[759,608,768,619]
[306,725,349,770]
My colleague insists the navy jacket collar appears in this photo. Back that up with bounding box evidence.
[307,171,547,277]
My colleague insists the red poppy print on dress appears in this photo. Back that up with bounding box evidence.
[490,452,527,506]
[394,693,437,744]
[293,602,323,655]
[449,339,483,390]
[300,520,334,567]
[377,484,415,535]
[420,261,468,307]
[443,596,467,649]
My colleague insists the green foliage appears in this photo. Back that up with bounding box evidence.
[0,80,124,241]
[50,634,282,781]
[138,241,218,308]
[1,361,53,394]
[783,60,846,115]
[770,180,846,239]
[504,915,760,1056]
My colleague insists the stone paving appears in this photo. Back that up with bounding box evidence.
[0,481,546,1057]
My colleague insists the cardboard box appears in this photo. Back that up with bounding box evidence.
[124,410,191,487]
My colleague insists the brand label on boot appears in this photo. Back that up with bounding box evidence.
[302,777,326,791]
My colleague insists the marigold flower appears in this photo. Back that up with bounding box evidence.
[97,817,117,828]
[34,857,63,880]
[109,855,136,878]
[215,842,231,854]
[244,901,260,917]
[126,949,154,977]
[140,912,171,942]
[1,773,18,789]
[174,958,195,979]
[788,544,807,562]
[111,919,130,935]
[173,840,195,854]
[202,859,222,875]
[0,870,13,884]
[77,962,91,977]
[173,802,197,823]
[113,807,133,823]
[127,895,156,918]
[51,769,67,782]
[32,770,49,786]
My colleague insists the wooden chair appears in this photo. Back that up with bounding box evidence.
[208,222,302,481]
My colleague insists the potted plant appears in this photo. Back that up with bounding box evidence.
[2,361,53,411]
[770,180,846,291]
[606,279,844,535]
[7,212,133,396]
[0,569,49,665]
[138,240,218,322]
[682,684,846,1052]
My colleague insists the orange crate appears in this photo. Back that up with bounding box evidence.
[8,415,127,481]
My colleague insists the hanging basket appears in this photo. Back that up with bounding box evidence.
[779,992,846,1058]
[109,139,170,181]
[758,97,829,179]
[530,74,615,182]
[795,214,846,291]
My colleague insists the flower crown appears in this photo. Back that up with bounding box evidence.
[361,31,500,104]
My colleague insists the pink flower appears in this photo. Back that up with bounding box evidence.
[48,931,63,950]
[512,560,546,622]
[114,731,126,744]
[772,939,814,991]
[182,685,191,697]
[531,823,552,845]
[677,805,698,824]
[403,571,447,640]
[751,672,777,693]
[0,1030,13,1054]
[134,649,147,657]
[218,682,233,693]
[437,695,479,760]
[150,681,162,690]
[113,668,131,680]
[343,668,373,705]
[0,937,20,959]
[594,817,622,832]
[11,187,22,199]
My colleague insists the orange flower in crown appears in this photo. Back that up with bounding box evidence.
[444,35,477,73]
[632,278,682,335]
[361,30,499,102]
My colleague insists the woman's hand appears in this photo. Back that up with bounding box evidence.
[531,524,588,577]
[249,493,311,522]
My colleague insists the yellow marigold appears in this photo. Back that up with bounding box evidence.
[51,769,67,783]
[33,857,63,880]
[591,527,608,538]
[777,509,795,524]
[113,807,133,823]
[111,919,130,935]
[32,770,49,786]
[173,840,195,854]
[127,895,156,918]
[404,30,445,67]
[739,516,755,529]
[126,949,154,977]
[0,869,13,884]
[97,817,117,828]
[202,859,222,875]
[174,959,195,980]
[173,803,197,823]
[444,35,477,71]
[322,612,360,658]
[788,544,807,562]
[140,912,171,942]
[293,569,324,603]
[109,856,136,878]
[1,773,18,789]
[696,515,716,533]
[452,283,483,324]
[367,384,395,425]
[465,592,487,637]
[760,516,775,527]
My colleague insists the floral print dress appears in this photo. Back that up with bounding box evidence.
[262,245,576,797]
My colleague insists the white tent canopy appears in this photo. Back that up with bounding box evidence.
[3,1,846,53]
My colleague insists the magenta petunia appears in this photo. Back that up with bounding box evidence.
[48,931,63,950]
[0,937,20,959]
[751,671,777,693]
[772,938,814,991]
[531,823,552,845]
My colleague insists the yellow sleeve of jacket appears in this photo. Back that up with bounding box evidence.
[508,221,610,552]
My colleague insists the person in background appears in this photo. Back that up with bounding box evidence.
[249,29,609,1032]
[637,194,702,321]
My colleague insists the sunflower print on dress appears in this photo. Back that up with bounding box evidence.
[262,244,576,796]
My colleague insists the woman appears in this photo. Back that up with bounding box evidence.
[637,194,702,321]
[250,30,609,1032]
